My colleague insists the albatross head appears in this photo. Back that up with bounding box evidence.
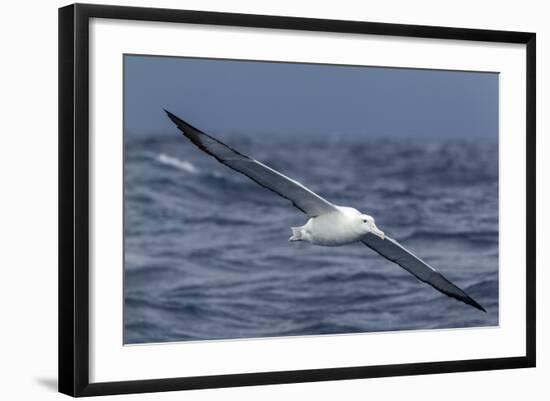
[358,214,385,240]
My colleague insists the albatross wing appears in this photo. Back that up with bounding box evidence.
[165,110,338,217]
[361,234,486,312]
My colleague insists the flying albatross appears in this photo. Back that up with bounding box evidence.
[165,110,486,312]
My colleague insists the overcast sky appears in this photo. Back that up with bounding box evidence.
[124,55,498,141]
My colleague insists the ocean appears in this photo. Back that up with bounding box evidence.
[123,132,499,344]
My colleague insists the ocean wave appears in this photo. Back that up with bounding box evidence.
[400,229,499,244]
[124,136,499,343]
[156,153,199,174]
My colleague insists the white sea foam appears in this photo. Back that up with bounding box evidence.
[157,153,199,174]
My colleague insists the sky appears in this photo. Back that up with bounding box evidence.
[124,54,498,141]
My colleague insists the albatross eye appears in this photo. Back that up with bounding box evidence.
[363,219,367,223]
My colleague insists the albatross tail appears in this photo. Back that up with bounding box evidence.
[289,226,305,241]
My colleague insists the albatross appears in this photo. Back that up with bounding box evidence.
[165,110,486,312]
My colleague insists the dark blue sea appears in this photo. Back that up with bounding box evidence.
[124,132,499,344]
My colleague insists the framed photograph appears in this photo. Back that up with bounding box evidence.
[59,3,536,397]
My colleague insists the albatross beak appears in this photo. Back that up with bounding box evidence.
[371,224,385,240]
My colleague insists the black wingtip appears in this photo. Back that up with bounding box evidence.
[164,109,205,136]
[164,109,182,126]
[462,295,486,312]
[471,299,487,313]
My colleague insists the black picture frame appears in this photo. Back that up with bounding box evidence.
[59,3,536,397]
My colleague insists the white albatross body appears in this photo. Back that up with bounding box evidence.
[291,206,384,246]
[165,110,486,312]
